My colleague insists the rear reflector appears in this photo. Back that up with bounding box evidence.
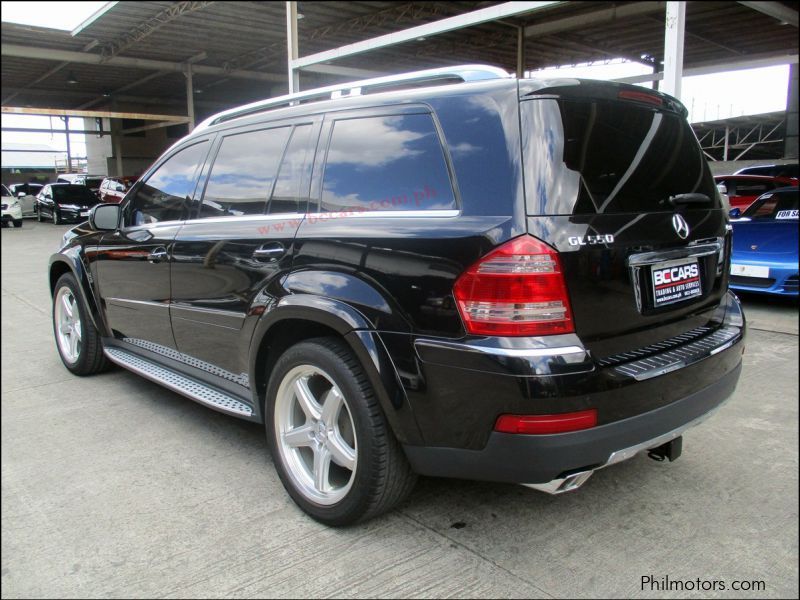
[453,235,574,336]
[494,409,598,434]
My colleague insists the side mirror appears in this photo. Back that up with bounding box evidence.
[90,203,121,230]
[716,183,728,195]
[729,207,741,219]
[17,191,26,198]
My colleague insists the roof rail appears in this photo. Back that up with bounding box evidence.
[194,64,510,130]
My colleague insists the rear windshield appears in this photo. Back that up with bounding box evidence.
[84,177,104,189]
[741,190,799,220]
[522,98,718,215]
[53,186,99,202]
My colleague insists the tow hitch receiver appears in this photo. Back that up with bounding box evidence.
[647,436,683,462]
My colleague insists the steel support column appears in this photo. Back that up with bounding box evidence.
[286,1,299,94]
[517,26,525,78]
[185,64,195,131]
[785,63,798,158]
[662,1,686,99]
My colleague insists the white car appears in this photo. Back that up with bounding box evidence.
[1,184,23,228]
[8,182,43,217]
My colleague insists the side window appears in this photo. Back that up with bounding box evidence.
[200,126,290,218]
[129,141,209,226]
[320,113,456,213]
[270,124,314,214]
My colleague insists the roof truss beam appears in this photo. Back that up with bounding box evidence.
[99,1,216,62]
[291,1,564,71]
[0,43,284,83]
[738,1,798,27]
[1,106,188,121]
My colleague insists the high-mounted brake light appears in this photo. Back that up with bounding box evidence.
[453,235,574,336]
[618,89,663,107]
[494,410,597,435]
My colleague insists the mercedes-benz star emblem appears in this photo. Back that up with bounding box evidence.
[672,214,690,240]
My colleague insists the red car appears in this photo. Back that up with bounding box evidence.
[714,174,798,211]
[98,176,138,204]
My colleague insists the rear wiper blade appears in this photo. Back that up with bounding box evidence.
[666,193,711,207]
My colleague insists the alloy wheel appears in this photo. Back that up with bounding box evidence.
[54,286,82,363]
[274,365,357,506]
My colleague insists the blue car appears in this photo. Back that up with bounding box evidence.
[729,186,798,296]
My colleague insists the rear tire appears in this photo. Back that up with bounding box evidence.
[266,337,416,526]
[52,273,109,375]
[52,209,60,225]
[36,207,42,222]
[13,219,22,228]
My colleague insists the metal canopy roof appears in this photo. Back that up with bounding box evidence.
[1,1,798,121]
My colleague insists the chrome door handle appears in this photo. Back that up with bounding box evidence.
[147,247,169,263]
[252,243,285,261]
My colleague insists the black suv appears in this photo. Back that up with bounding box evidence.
[48,66,745,526]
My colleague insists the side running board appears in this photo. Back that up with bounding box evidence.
[104,346,253,417]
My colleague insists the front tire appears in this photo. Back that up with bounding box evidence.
[36,206,42,222]
[52,273,108,375]
[13,219,22,228]
[266,337,416,526]
[52,209,60,225]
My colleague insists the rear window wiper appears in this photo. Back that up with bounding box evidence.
[664,193,711,207]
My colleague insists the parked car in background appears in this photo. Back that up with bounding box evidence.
[56,174,105,197]
[713,174,797,210]
[98,176,138,204]
[729,187,799,296]
[8,182,44,217]
[1,184,23,227]
[35,184,101,224]
[734,163,798,180]
[47,65,745,526]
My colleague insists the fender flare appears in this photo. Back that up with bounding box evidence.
[249,294,424,445]
[48,250,109,337]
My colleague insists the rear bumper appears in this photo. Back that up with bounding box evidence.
[399,291,745,483]
[403,361,740,485]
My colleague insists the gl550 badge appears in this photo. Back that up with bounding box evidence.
[568,234,615,246]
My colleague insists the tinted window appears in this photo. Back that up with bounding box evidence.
[129,141,209,225]
[270,124,314,214]
[742,190,799,220]
[200,126,290,218]
[321,113,456,212]
[522,99,718,214]
[52,185,99,203]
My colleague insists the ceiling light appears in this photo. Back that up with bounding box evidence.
[66,71,79,85]
[416,36,426,42]
[296,12,304,19]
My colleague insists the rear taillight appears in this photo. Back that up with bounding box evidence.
[453,235,574,336]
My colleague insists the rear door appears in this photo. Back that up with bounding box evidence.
[520,85,729,357]
[169,118,319,377]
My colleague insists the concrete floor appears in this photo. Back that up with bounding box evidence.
[2,220,798,599]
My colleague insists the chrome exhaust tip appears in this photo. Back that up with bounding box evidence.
[522,470,594,495]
